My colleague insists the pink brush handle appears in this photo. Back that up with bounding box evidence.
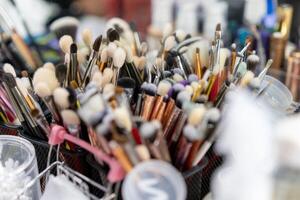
[49,125,125,182]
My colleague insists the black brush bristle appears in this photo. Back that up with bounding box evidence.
[93,35,102,51]
[55,63,67,85]
[70,43,77,54]
[117,77,136,89]
[107,28,120,42]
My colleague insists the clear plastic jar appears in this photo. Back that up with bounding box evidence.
[0,135,41,200]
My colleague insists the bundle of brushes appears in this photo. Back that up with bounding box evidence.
[0,17,276,175]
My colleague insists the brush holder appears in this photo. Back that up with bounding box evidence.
[87,145,222,200]
[18,130,90,189]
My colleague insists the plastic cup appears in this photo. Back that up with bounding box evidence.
[0,135,41,199]
[122,160,187,200]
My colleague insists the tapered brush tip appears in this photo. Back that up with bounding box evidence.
[93,35,102,51]
[81,28,93,47]
[107,42,117,58]
[102,68,114,85]
[3,63,16,77]
[70,43,78,54]
[59,35,73,53]
[113,47,126,68]
[107,28,120,42]
[164,36,176,51]
[61,109,80,125]
[216,23,221,32]
[100,47,108,63]
[196,47,200,54]
[157,80,172,96]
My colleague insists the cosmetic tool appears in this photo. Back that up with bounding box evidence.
[81,35,102,87]
[50,17,79,40]
[140,83,157,120]
[112,47,126,85]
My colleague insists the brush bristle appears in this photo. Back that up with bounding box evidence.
[91,71,103,89]
[117,77,136,89]
[53,87,70,109]
[102,68,114,86]
[50,16,79,39]
[78,94,104,124]
[107,28,120,42]
[93,35,102,51]
[100,47,108,63]
[175,30,187,42]
[114,106,132,132]
[34,82,51,98]
[81,28,93,47]
[206,108,221,123]
[107,42,117,58]
[188,105,206,126]
[16,78,28,97]
[183,125,200,141]
[3,63,16,77]
[157,80,172,96]
[240,71,254,87]
[77,49,87,64]
[43,62,55,72]
[144,83,157,96]
[164,36,176,51]
[173,73,184,82]
[176,91,191,106]
[32,68,59,92]
[188,74,198,83]
[21,77,31,90]
[55,63,67,84]
[59,35,73,53]
[141,42,148,54]
[162,23,173,39]
[70,43,78,54]
[103,83,115,99]
[185,85,193,95]
[61,109,80,125]
[113,47,126,68]
[140,122,156,139]
[137,56,146,71]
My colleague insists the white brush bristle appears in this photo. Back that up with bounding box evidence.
[206,108,221,123]
[81,28,93,47]
[240,71,254,87]
[173,73,184,82]
[21,77,32,90]
[16,78,28,97]
[133,56,139,68]
[32,68,59,92]
[107,42,117,58]
[3,63,16,77]
[100,47,108,63]
[113,47,126,68]
[124,45,133,63]
[102,68,113,86]
[50,17,79,31]
[183,125,201,141]
[185,85,193,95]
[140,122,156,139]
[61,109,80,125]
[137,56,146,71]
[78,94,104,124]
[103,83,115,99]
[163,23,173,39]
[220,48,230,70]
[43,62,55,72]
[175,30,187,42]
[157,80,172,96]
[188,105,206,126]
[91,71,103,89]
[53,87,70,109]
[114,106,132,132]
[164,36,176,51]
[34,82,51,98]
[59,35,73,53]
[77,49,87,65]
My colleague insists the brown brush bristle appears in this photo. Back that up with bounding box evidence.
[21,70,29,77]
[196,48,200,54]
[216,23,221,31]
[93,35,102,51]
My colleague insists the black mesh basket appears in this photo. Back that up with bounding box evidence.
[87,145,222,200]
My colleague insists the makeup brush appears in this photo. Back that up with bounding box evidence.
[99,47,108,72]
[140,42,148,57]
[32,67,60,93]
[81,28,93,49]
[175,124,202,170]
[107,28,120,42]
[107,42,117,59]
[43,62,56,72]
[101,67,114,87]
[162,36,176,60]
[140,83,157,120]
[229,43,237,74]
[82,35,102,87]
[59,35,73,54]
[174,30,187,43]
[55,63,67,86]
[61,109,81,138]
[117,77,136,101]
[150,80,172,120]
[129,22,141,56]
[140,121,170,161]
[34,82,60,122]
[246,52,260,72]
[240,71,255,87]
[112,47,126,85]
[3,63,16,77]
[69,43,79,85]
[50,16,79,40]
[53,87,71,110]
[123,46,142,85]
